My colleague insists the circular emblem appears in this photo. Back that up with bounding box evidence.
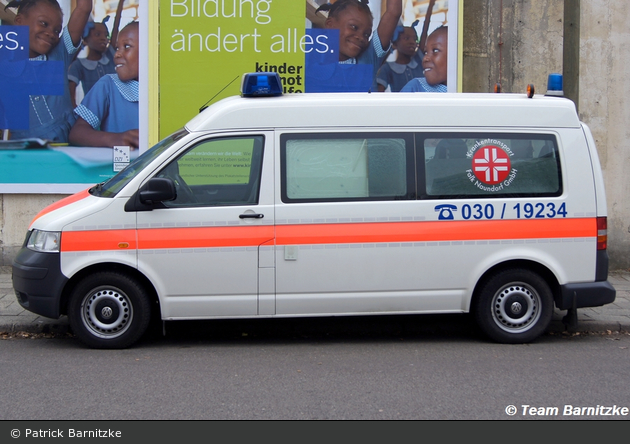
[510,301,523,314]
[101,306,113,319]
[472,145,511,185]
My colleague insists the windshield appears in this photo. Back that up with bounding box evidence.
[90,129,189,198]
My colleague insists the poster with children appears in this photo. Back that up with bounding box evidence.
[0,0,142,193]
[0,0,460,192]
[157,0,460,139]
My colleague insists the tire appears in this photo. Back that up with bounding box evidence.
[473,268,553,344]
[68,271,151,349]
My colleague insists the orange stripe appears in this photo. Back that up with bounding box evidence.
[137,226,274,249]
[30,188,91,228]
[62,230,137,252]
[61,226,274,252]
[275,218,596,245]
[60,218,595,252]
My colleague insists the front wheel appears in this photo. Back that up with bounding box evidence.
[473,268,553,344]
[68,271,151,349]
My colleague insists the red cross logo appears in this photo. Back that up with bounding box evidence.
[473,145,511,184]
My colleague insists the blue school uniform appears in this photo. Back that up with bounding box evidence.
[68,45,117,98]
[339,32,389,92]
[9,28,81,143]
[74,74,138,134]
[400,77,447,92]
[376,52,425,92]
[306,32,389,93]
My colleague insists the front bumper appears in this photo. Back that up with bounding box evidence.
[12,248,67,319]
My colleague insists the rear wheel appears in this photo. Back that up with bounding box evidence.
[68,271,151,349]
[473,268,553,344]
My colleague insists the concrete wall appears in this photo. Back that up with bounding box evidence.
[580,0,630,269]
[463,0,630,269]
[1,194,67,266]
[462,0,563,94]
[2,0,629,269]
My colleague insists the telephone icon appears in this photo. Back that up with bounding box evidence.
[435,204,457,220]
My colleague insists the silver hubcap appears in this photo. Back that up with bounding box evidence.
[81,287,133,339]
[491,282,541,333]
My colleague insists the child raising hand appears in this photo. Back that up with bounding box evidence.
[314,0,402,91]
[69,21,139,149]
[376,23,422,92]
[377,0,437,92]
[4,0,92,142]
[68,0,126,107]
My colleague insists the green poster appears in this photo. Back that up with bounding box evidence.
[158,0,306,139]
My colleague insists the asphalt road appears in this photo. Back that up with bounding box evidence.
[1,315,629,421]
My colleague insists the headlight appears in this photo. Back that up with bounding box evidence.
[27,230,61,253]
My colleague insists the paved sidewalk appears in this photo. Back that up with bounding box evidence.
[1,265,629,336]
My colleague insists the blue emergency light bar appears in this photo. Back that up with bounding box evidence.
[241,72,283,97]
[546,73,564,96]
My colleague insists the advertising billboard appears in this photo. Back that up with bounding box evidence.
[0,0,460,193]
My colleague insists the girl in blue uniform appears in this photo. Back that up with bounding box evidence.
[68,0,125,107]
[69,21,139,149]
[3,0,92,142]
[376,23,423,92]
[377,0,437,92]
[311,0,402,92]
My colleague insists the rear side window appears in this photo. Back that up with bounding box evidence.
[421,133,561,198]
[281,133,414,202]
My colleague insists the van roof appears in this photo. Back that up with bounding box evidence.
[185,92,581,132]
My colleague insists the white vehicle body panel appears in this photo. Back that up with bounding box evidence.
[24,92,609,323]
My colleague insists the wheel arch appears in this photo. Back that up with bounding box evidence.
[60,263,160,318]
[470,259,561,311]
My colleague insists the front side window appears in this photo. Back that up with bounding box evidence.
[281,133,413,202]
[421,133,561,198]
[157,135,264,207]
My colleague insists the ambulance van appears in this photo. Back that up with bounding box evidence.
[12,73,616,348]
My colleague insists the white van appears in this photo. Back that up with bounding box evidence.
[12,73,616,348]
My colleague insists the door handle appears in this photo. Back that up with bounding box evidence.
[239,213,264,219]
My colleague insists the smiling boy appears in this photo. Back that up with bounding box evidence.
[69,21,139,149]
[400,26,448,93]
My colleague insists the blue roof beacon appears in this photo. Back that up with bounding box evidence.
[241,72,283,97]
[545,73,564,97]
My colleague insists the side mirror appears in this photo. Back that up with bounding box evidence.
[139,177,177,204]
